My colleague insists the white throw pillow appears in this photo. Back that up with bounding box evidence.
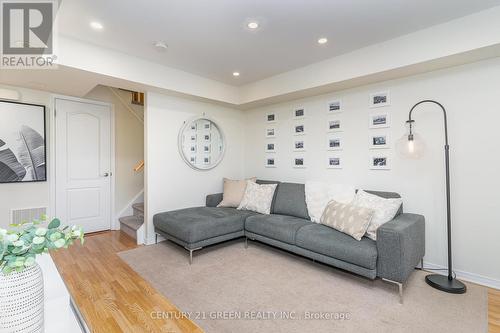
[352,190,403,240]
[237,181,278,215]
[305,181,356,223]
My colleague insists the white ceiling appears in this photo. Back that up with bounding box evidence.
[54,0,500,86]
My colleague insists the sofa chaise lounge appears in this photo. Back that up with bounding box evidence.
[153,180,425,302]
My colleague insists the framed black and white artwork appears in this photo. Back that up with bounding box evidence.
[265,157,276,168]
[369,112,391,129]
[0,100,46,183]
[327,100,342,113]
[369,91,390,108]
[369,133,391,149]
[370,155,391,170]
[327,156,342,169]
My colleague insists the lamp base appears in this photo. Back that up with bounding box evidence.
[425,274,466,294]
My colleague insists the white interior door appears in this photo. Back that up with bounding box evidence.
[55,98,112,233]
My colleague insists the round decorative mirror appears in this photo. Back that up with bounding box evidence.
[178,117,226,170]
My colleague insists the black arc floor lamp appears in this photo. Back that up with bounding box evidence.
[396,100,466,294]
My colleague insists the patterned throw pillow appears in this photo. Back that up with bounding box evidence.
[237,181,278,214]
[305,181,356,223]
[320,200,374,241]
[351,190,403,240]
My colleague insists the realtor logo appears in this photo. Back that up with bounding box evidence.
[1,0,57,68]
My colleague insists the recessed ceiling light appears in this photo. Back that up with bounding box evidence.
[317,37,328,45]
[90,21,104,30]
[154,41,168,52]
[232,72,240,77]
[247,21,259,29]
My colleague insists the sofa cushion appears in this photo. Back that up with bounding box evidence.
[273,182,310,220]
[153,207,257,244]
[245,214,312,245]
[256,180,280,213]
[295,224,378,269]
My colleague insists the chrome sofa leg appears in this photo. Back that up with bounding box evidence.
[245,237,248,249]
[382,278,404,304]
[155,234,158,244]
[186,247,202,265]
[421,258,424,269]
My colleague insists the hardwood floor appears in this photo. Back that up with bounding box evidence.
[491,289,500,333]
[51,230,499,333]
[50,231,202,333]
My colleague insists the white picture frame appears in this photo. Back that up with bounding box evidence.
[369,133,391,149]
[266,142,276,153]
[327,156,342,169]
[266,113,277,123]
[293,139,305,152]
[369,112,391,129]
[370,155,390,170]
[293,156,306,168]
[327,135,343,151]
[327,119,342,132]
[265,157,276,168]
[266,127,276,138]
[369,91,390,108]
[293,124,306,136]
[293,107,305,119]
[327,100,342,114]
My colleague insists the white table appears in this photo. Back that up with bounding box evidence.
[37,255,88,333]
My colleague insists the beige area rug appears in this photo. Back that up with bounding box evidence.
[118,239,487,333]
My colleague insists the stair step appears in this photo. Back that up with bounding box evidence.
[132,203,144,214]
[119,215,143,231]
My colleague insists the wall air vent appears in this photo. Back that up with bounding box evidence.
[11,207,47,225]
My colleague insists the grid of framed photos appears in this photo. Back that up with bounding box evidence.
[326,99,343,169]
[368,90,391,170]
[185,119,218,168]
[292,107,307,168]
[265,112,277,167]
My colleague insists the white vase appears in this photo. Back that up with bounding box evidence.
[0,263,44,333]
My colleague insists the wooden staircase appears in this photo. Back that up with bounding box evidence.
[119,203,144,241]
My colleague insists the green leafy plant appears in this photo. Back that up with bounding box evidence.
[0,216,84,274]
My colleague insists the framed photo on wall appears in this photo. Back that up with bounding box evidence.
[293,156,306,168]
[327,119,342,132]
[369,112,391,129]
[370,155,391,170]
[265,157,276,168]
[293,139,305,152]
[327,100,342,113]
[266,113,277,123]
[327,135,343,151]
[293,124,306,136]
[0,100,46,183]
[266,142,276,153]
[266,127,276,138]
[327,156,342,169]
[369,133,391,149]
[293,108,305,119]
[369,91,390,108]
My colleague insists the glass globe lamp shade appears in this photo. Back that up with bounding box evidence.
[396,122,426,159]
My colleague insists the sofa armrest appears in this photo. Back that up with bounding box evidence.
[206,193,223,207]
[376,213,425,283]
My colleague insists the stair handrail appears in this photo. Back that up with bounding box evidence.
[134,160,144,172]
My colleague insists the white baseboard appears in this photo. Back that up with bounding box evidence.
[423,261,500,290]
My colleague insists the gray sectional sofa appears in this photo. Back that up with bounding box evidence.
[153,180,425,302]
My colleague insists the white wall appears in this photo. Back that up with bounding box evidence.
[145,92,245,244]
[0,85,51,229]
[243,57,500,287]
